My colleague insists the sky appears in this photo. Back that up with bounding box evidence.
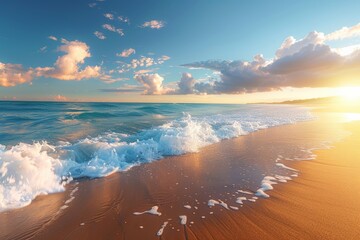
[1,0,360,103]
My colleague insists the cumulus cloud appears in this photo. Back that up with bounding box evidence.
[0,62,34,87]
[0,40,118,87]
[141,20,165,29]
[178,23,360,94]
[177,73,195,94]
[325,22,360,41]
[94,31,106,40]
[134,73,172,94]
[117,48,135,57]
[36,40,101,81]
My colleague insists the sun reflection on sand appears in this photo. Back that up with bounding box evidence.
[343,113,360,122]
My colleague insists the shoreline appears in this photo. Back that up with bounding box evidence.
[1,111,359,239]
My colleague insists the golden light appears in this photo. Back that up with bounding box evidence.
[337,86,360,102]
[343,113,360,122]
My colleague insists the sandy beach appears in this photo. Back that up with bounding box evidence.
[1,106,360,240]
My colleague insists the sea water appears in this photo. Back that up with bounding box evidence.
[0,101,313,211]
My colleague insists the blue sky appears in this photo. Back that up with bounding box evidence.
[1,0,360,102]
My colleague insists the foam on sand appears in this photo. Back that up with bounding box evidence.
[156,221,168,236]
[133,206,161,216]
[255,176,278,198]
[276,163,298,171]
[179,215,187,225]
[236,197,247,204]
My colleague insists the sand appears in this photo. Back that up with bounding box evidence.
[1,110,360,240]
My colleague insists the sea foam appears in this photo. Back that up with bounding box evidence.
[0,106,313,212]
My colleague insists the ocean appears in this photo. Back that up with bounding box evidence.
[0,101,314,211]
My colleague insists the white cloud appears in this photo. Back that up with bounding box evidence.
[94,31,106,40]
[118,16,130,24]
[102,24,124,36]
[54,95,68,101]
[102,24,116,32]
[141,20,165,29]
[134,69,156,75]
[48,36,57,41]
[104,13,114,20]
[0,62,34,87]
[157,55,170,64]
[134,73,171,95]
[325,22,360,41]
[36,40,101,81]
[118,54,170,73]
[39,46,47,52]
[117,48,136,57]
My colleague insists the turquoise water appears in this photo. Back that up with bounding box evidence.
[0,101,313,211]
[0,102,257,145]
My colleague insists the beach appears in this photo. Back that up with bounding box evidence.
[1,105,359,240]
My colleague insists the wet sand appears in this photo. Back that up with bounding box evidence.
[1,112,360,240]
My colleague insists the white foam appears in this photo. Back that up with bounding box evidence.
[179,215,187,225]
[184,205,191,209]
[276,163,298,171]
[255,176,278,198]
[133,206,161,216]
[208,199,230,210]
[0,142,67,212]
[238,190,253,195]
[236,197,247,204]
[157,221,168,236]
[0,106,313,212]
[208,199,219,207]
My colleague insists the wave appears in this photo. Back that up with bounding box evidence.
[0,108,313,212]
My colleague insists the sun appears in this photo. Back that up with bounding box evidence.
[337,86,360,102]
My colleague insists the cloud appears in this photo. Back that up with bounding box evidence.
[141,20,165,29]
[1,40,108,87]
[89,3,97,8]
[48,36,57,41]
[325,22,360,41]
[118,55,170,73]
[94,31,106,40]
[102,24,124,36]
[104,13,114,20]
[134,69,156,75]
[178,23,360,94]
[177,73,195,94]
[118,16,130,24]
[54,94,68,101]
[100,84,144,93]
[117,48,136,57]
[39,46,47,53]
[157,55,170,64]
[36,40,101,81]
[0,62,34,87]
[134,73,172,94]
[99,75,129,84]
